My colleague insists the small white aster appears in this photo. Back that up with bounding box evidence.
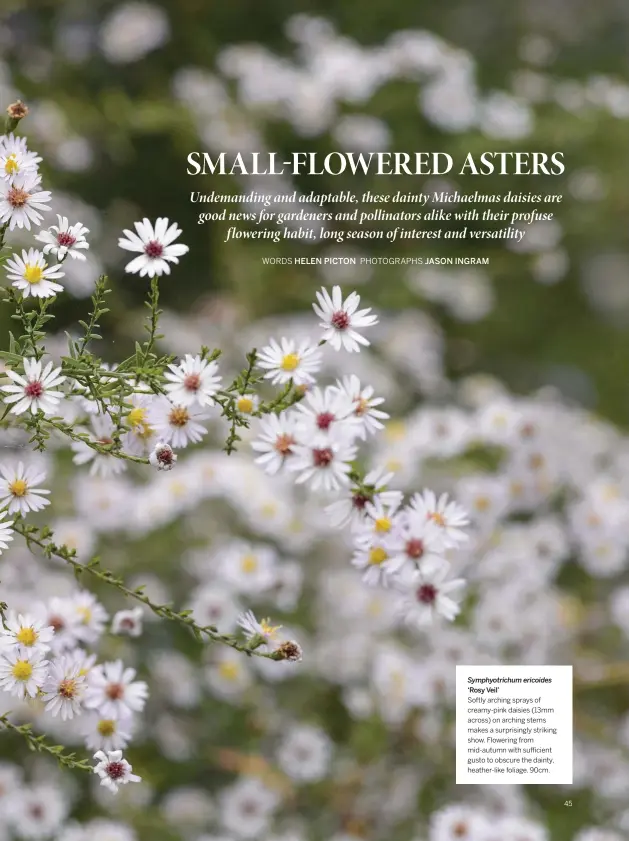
[0,647,48,699]
[0,510,14,554]
[1,357,67,416]
[251,411,298,476]
[111,607,144,637]
[163,354,222,407]
[41,656,86,720]
[257,337,322,386]
[395,556,466,627]
[6,247,64,299]
[288,437,357,493]
[0,170,51,230]
[83,712,135,753]
[237,609,282,651]
[336,374,389,438]
[71,413,127,477]
[35,215,90,261]
[0,134,41,181]
[0,611,55,653]
[148,396,209,449]
[312,285,378,352]
[93,750,141,794]
[85,660,148,719]
[408,489,470,551]
[149,440,177,471]
[118,217,189,277]
[0,461,50,516]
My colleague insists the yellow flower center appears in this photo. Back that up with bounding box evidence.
[474,496,491,512]
[280,353,300,372]
[127,406,153,439]
[58,678,78,699]
[429,512,446,527]
[237,396,254,413]
[24,264,44,285]
[9,479,27,497]
[4,155,18,175]
[368,546,388,565]
[218,661,240,681]
[259,619,281,637]
[97,719,116,737]
[385,459,402,472]
[77,606,92,624]
[16,627,37,647]
[385,421,406,442]
[12,660,33,681]
[374,516,391,533]
[241,554,258,573]
[169,407,189,427]
[128,407,146,427]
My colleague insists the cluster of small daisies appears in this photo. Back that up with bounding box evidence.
[0,600,146,796]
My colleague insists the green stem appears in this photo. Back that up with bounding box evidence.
[0,714,92,772]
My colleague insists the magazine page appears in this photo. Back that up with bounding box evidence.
[0,3,627,841]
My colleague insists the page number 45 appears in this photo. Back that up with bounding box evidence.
[564,801,572,807]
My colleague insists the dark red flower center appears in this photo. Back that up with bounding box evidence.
[331,310,350,330]
[406,538,424,559]
[106,761,125,781]
[156,447,174,466]
[24,381,43,398]
[183,373,201,392]
[312,447,333,467]
[57,232,76,247]
[352,493,370,510]
[316,411,335,430]
[417,584,437,604]
[106,682,124,700]
[144,240,164,259]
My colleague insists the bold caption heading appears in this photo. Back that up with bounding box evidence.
[187,151,565,177]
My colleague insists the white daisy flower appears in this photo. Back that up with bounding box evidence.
[163,354,222,407]
[1,356,67,416]
[71,591,109,647]
[351,538,401,588]
[118,217,189,277]
[395,556,466,627]
[71,413,127,478]
[335,374,389,438]
[122,392,157,455]
[237,610,282,651]
[288,437,357,493]
[0,134,41,181]
[235,393,260,415]
[0,462,50,516]
[93,750,141,794]
[0,170,51,230]
[353,497,404,546]
[41,655,86,720]
[324,467,403,531]
[0,647,48,699]
[293,385,361,442]
[83,712,135,753]
[149,440,177,471]
[34,597,81,655]
[111,607,144,637]
[85,660,148,719]
[312,285,378,352]
[0,510,14,554]
[251,411,299,476]
[257,337,322,387]
[0,611,55,653]
[35,215,90,261]
[408,489,470,551]
[148,396,209,449]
